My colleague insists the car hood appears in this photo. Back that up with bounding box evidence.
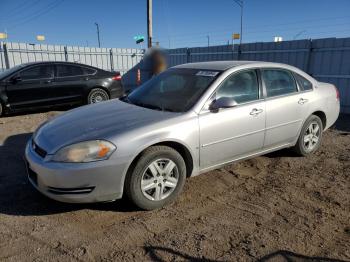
[34,100,178,154]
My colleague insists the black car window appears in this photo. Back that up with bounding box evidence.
[295,73,313,91]
[216,70,259,104]
[19,65,54,80]
[57,65,84,77]
[262,69,297,97]
[83,67,96,75]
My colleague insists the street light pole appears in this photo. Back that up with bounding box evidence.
[233,0,243,45]
[207,35,209,47]
[95,22,101,48]
[147,0,153,48]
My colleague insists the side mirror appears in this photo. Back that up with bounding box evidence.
[10,75,22,83]
[209,97,238,111]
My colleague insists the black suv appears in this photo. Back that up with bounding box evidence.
[0,61,123,116]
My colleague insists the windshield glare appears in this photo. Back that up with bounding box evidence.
[126,68,220,112]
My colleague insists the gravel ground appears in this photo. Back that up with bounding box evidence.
[0,110,349,262]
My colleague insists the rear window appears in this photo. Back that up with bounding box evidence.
[83,67,97,75]
[57,65,84,77]
[295,74,313,91]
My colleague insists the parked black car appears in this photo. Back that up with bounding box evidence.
[0,61,123,116]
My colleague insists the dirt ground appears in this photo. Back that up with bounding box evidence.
[0,110,349,262]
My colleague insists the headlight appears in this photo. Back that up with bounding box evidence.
[51,140,116,163]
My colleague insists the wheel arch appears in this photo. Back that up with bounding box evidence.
[125,140,195,183]
[88,86,111,98]
[312,110,327,130]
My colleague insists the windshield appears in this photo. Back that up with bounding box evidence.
[0,64,25,80]
[125,68,221,112]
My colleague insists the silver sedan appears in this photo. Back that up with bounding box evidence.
[25,61,340,210]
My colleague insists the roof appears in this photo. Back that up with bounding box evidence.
[19,61,98,69]
[173,60,284,71]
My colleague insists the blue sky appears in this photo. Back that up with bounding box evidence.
[0,0,350,48]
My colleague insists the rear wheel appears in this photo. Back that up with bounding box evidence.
[293,115,323,156]
[87,88,109,104]
[125,146,186,210]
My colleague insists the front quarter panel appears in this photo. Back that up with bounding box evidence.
[106,112,200,195]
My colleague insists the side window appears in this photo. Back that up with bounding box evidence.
[295,74,313,91]
[19,65,54,80]
[262,69,297,97]
[216,70,259,104]
[57,65,84,77]
[83,67,96,75]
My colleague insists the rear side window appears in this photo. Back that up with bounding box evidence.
[56,65,84,77]
[216,70,259,104]
[83,67,96,75]
[262,69,297,97]
[295,74,313,91]
[19,65,54,80]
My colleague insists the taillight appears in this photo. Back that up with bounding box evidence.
[334,86,340,100]
[112,75,121,81]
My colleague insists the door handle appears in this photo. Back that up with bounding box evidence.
[250,108,263,116]
[43,79,52,84]
[298,98,309,105]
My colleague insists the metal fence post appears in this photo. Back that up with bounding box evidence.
[3,43,10,69]
[186,48,191,63]
[306,39,313,76]
[64,46,68,62]
[109,49,114,71]
[237,44,242,61]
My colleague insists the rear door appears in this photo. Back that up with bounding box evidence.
[6,65,55,108]
[261,68,307,148]
[53,64,91,103]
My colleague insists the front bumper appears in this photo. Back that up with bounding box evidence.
[25,139,128,203]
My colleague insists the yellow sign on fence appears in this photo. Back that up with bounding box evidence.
[232,33,240,40]
[36,35,45,41]
[0,33,8,39]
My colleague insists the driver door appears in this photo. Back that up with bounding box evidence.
[199,69,266,170]
[6,65,55,109]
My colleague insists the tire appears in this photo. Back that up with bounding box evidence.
[293,115,323,156]
[0,102,3,117]
[87,88,109,104]
[125,146,187,210]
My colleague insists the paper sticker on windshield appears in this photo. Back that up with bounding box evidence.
[196,71,219,77]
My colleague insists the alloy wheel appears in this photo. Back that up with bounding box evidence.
[141,158,179,201]
[90,90,109,103]
[303,121,321,151]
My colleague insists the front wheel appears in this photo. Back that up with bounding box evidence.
[293,115,323,156]
[125,146,186,210]
[87,88,109,104]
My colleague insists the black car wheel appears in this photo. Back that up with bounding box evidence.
[0,102,3,117]
[87,88,110,104]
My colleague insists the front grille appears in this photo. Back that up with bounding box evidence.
[47,186,95,195]
[32,140,47,158]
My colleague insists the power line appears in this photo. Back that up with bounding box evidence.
[155,15,350,41]
[7,0,65,29]
[0,0,42,21]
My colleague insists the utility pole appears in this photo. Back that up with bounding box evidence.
[233,0,243,45]
[207,35,210,47]
[95,22,101,48]
[147,0,153,48]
